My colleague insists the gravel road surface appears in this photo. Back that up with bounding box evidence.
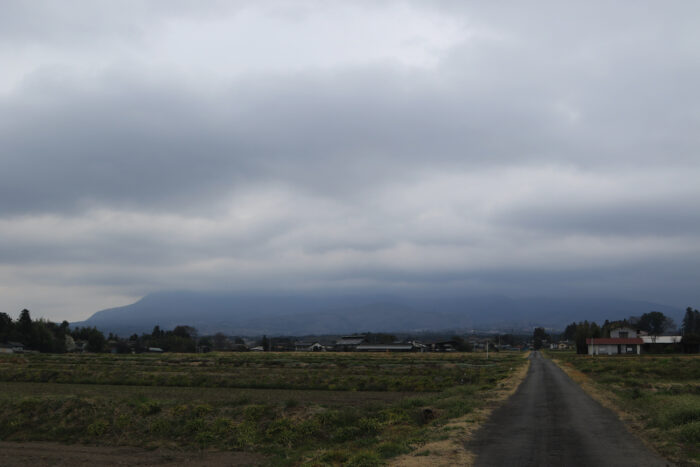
[468,351,672,467]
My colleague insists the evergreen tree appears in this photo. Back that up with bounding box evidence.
[0,312,14,341]
[563,322,577,341]
[533,327,550,350]
[683,307,700,335]
[631,311,675,335]
[18,309,33,342]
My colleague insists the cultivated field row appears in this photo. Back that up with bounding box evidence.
[0,351,528,465]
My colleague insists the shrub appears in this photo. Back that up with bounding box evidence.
[87,420,109,437]
[665,406,700,426]
[284,398,299,409]
[376,440,410,458]
[319,449,351,464]
[243,404,272,422]
[358,417,382,435]
[265,418,296,447]
[148,418,170,435]
[232,421,258,449]
[138,400,161,416]
[184,418,206,434]
[679,421,700,443]
[345,450,383,467]
[331,426,362,442]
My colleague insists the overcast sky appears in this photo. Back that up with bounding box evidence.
[2,1,699,321]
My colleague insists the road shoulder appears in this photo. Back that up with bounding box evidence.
[546,353,674,465]
[391,352,531,467]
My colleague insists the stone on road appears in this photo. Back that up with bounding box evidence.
[468,351,671,467]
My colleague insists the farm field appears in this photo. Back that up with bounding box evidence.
[0,351,528,466]
[549,352,700,465]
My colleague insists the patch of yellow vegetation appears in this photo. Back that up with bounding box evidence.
[390,352,531,467]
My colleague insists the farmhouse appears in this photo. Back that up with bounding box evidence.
[334,336,365,352]
[587,327,684,355]
[549,341,572,350]
[0,342,24,354]
[431,340,458,352]
[641,335,682,345]
[294,342,326,352]
[587,337,643,355]
[587,327,642,355]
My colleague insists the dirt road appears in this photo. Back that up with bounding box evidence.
[468,351,671,467]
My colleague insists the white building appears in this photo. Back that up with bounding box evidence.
[641,335,682,345]
[587,327,682,355]
[587,337,642,355]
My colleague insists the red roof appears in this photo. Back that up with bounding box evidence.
[586,338,643,344]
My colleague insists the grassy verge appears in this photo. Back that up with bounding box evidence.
[390,352,531,467]
[0,351,528,466]
[548,351,700,465]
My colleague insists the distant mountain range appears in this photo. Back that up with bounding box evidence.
[71,291,684,337]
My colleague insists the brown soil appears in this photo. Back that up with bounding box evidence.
[0,381,416,406]
[0,442,265,467]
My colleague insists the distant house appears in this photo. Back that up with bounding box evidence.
[355,343,415,352]
[294,342,326,352]
[550,341,571,350]
[588,327,644,355]
[431,340,457,352]
[640,335,683,353]
[641,335,682,345]
[409,341,428,352]
[587,337,643,355]
[610,327,646,338]
[147,347,164,353]
[228,343,249,352]
[0,342,24,354]
[270,340,296,352]
[334,336,366,352]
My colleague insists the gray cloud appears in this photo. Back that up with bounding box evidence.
[1,1,700,320]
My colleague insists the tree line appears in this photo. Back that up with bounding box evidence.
[682,307,700,351]
[0,309,112,353]
[0,309,278,354]
[0,309,205,353]
[1,309,73,353]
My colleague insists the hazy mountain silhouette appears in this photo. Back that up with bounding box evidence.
[72,291,683,336]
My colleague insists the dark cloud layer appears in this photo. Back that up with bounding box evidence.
[1,1,699,320]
